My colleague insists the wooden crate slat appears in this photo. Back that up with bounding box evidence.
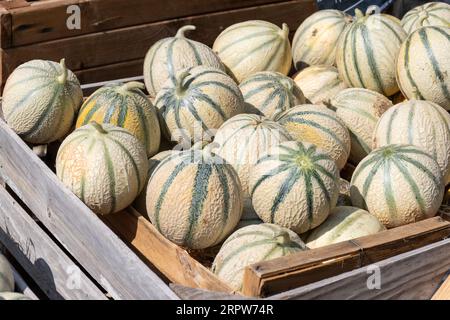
[242,216,450,297]
[432,274,450,300]
[0,184,107,300]
[1,0,316,76]
[6,0,288,47]
[103,207,233,294]
[170,284,251,300]
[0,118,177,300]
[268,238,450,300]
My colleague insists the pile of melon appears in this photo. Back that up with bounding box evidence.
[1,2,449,292]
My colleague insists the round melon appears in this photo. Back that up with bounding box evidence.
[146,149,243,249]
[212,114,292,207]
[373,99,450,184]
[154,66,245,144]
[292,10,353,70]
[336,9,407,96]
[143,25,225,97]
[249,141,340,233]
[56,122,149,215]
[239,71,305,119]
[2,59,83,144]
[133,150,178,217]
[396,26,450,110]
[212,20,292,83]
[275,104,351,170]
[293,65,348,105]
[401,2,450,34]
[0,292,31,300]
[76,81,161,157]
[0,254,14,292]
[350,144,444,228]
[306,206,386,249]
[328,88,393,164]
[212,223,307,291]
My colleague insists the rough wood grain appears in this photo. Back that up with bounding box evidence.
[242,216,450,297]
[0,117,178,300]
[7,0,288,47]
[170,284,251,300]
[432,274,450,300]
[0,185,107,300]
[1,1,316,75]
[269,239,450,300]
[103,207,233,294]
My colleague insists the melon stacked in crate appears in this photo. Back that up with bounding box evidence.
[1,1,449,297]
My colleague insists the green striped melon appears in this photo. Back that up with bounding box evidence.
[275,104,351,170]
[373,99,450,184]
[328,88,393,164]
[0,292,31,300]
[76,81,161,157]
[2,59,83,144]
[249,141,340,233]
[293,65,348,105]
[154,66,245,144]
[0,254,14,292]
[306,206,386,249]
[143,25,225,97]
[336,9,407,96]
[212,114,292,210]
[396,26,450,110]
[292,10,353,70]
[337,178,352,206]
[212,223,307,291]
[133,150,178,218]
[401,2,450,34]
[56,122,149,215]
[350,144,444,228]
[239,71,305,119]
[146,149,243,249]
[212,20,292,83]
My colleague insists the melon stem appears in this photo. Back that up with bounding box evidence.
[354,8,365,19]
[280,23,289,38]
[175,25,196,38]
[274,231,291,245]
[175,70,192,96]
[120,81,145,92]
[57,58,68,84]
[90,121,108,134]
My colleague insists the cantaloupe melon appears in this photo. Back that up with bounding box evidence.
[146,149,243,249]
[396,26,450,110]
[373,99,450,184]
[351,144,444,228]
[56,122,149,215]
[212,223,307,291]
[0,254,14,293]
[328,88,393,164]
[154,66,245,144]
[293,65,348,105]
[306,206,386,248]
[249,141,340,233]
[239,71,305,119]
[292,10,352,70]
[336,9,407,96]
[143,25,225,97]
[2,59,83,144]
[275,104,351,170]
[212,20,292,83]
[76,81,161,157]
[401,2,450,34]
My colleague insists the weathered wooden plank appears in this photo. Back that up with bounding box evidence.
[0,185,107,300]
[11,265,39,300]
[242,216,450,297]
[7,0,287,47]
[432,274,450,300]
[103,207,233,294]
[0,118,178,300]
[170,284,251,300]
[1,0,316,76]
[268,239,450,300]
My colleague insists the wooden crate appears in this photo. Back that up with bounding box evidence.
[0,0,317,89]
[1,80,450,299]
